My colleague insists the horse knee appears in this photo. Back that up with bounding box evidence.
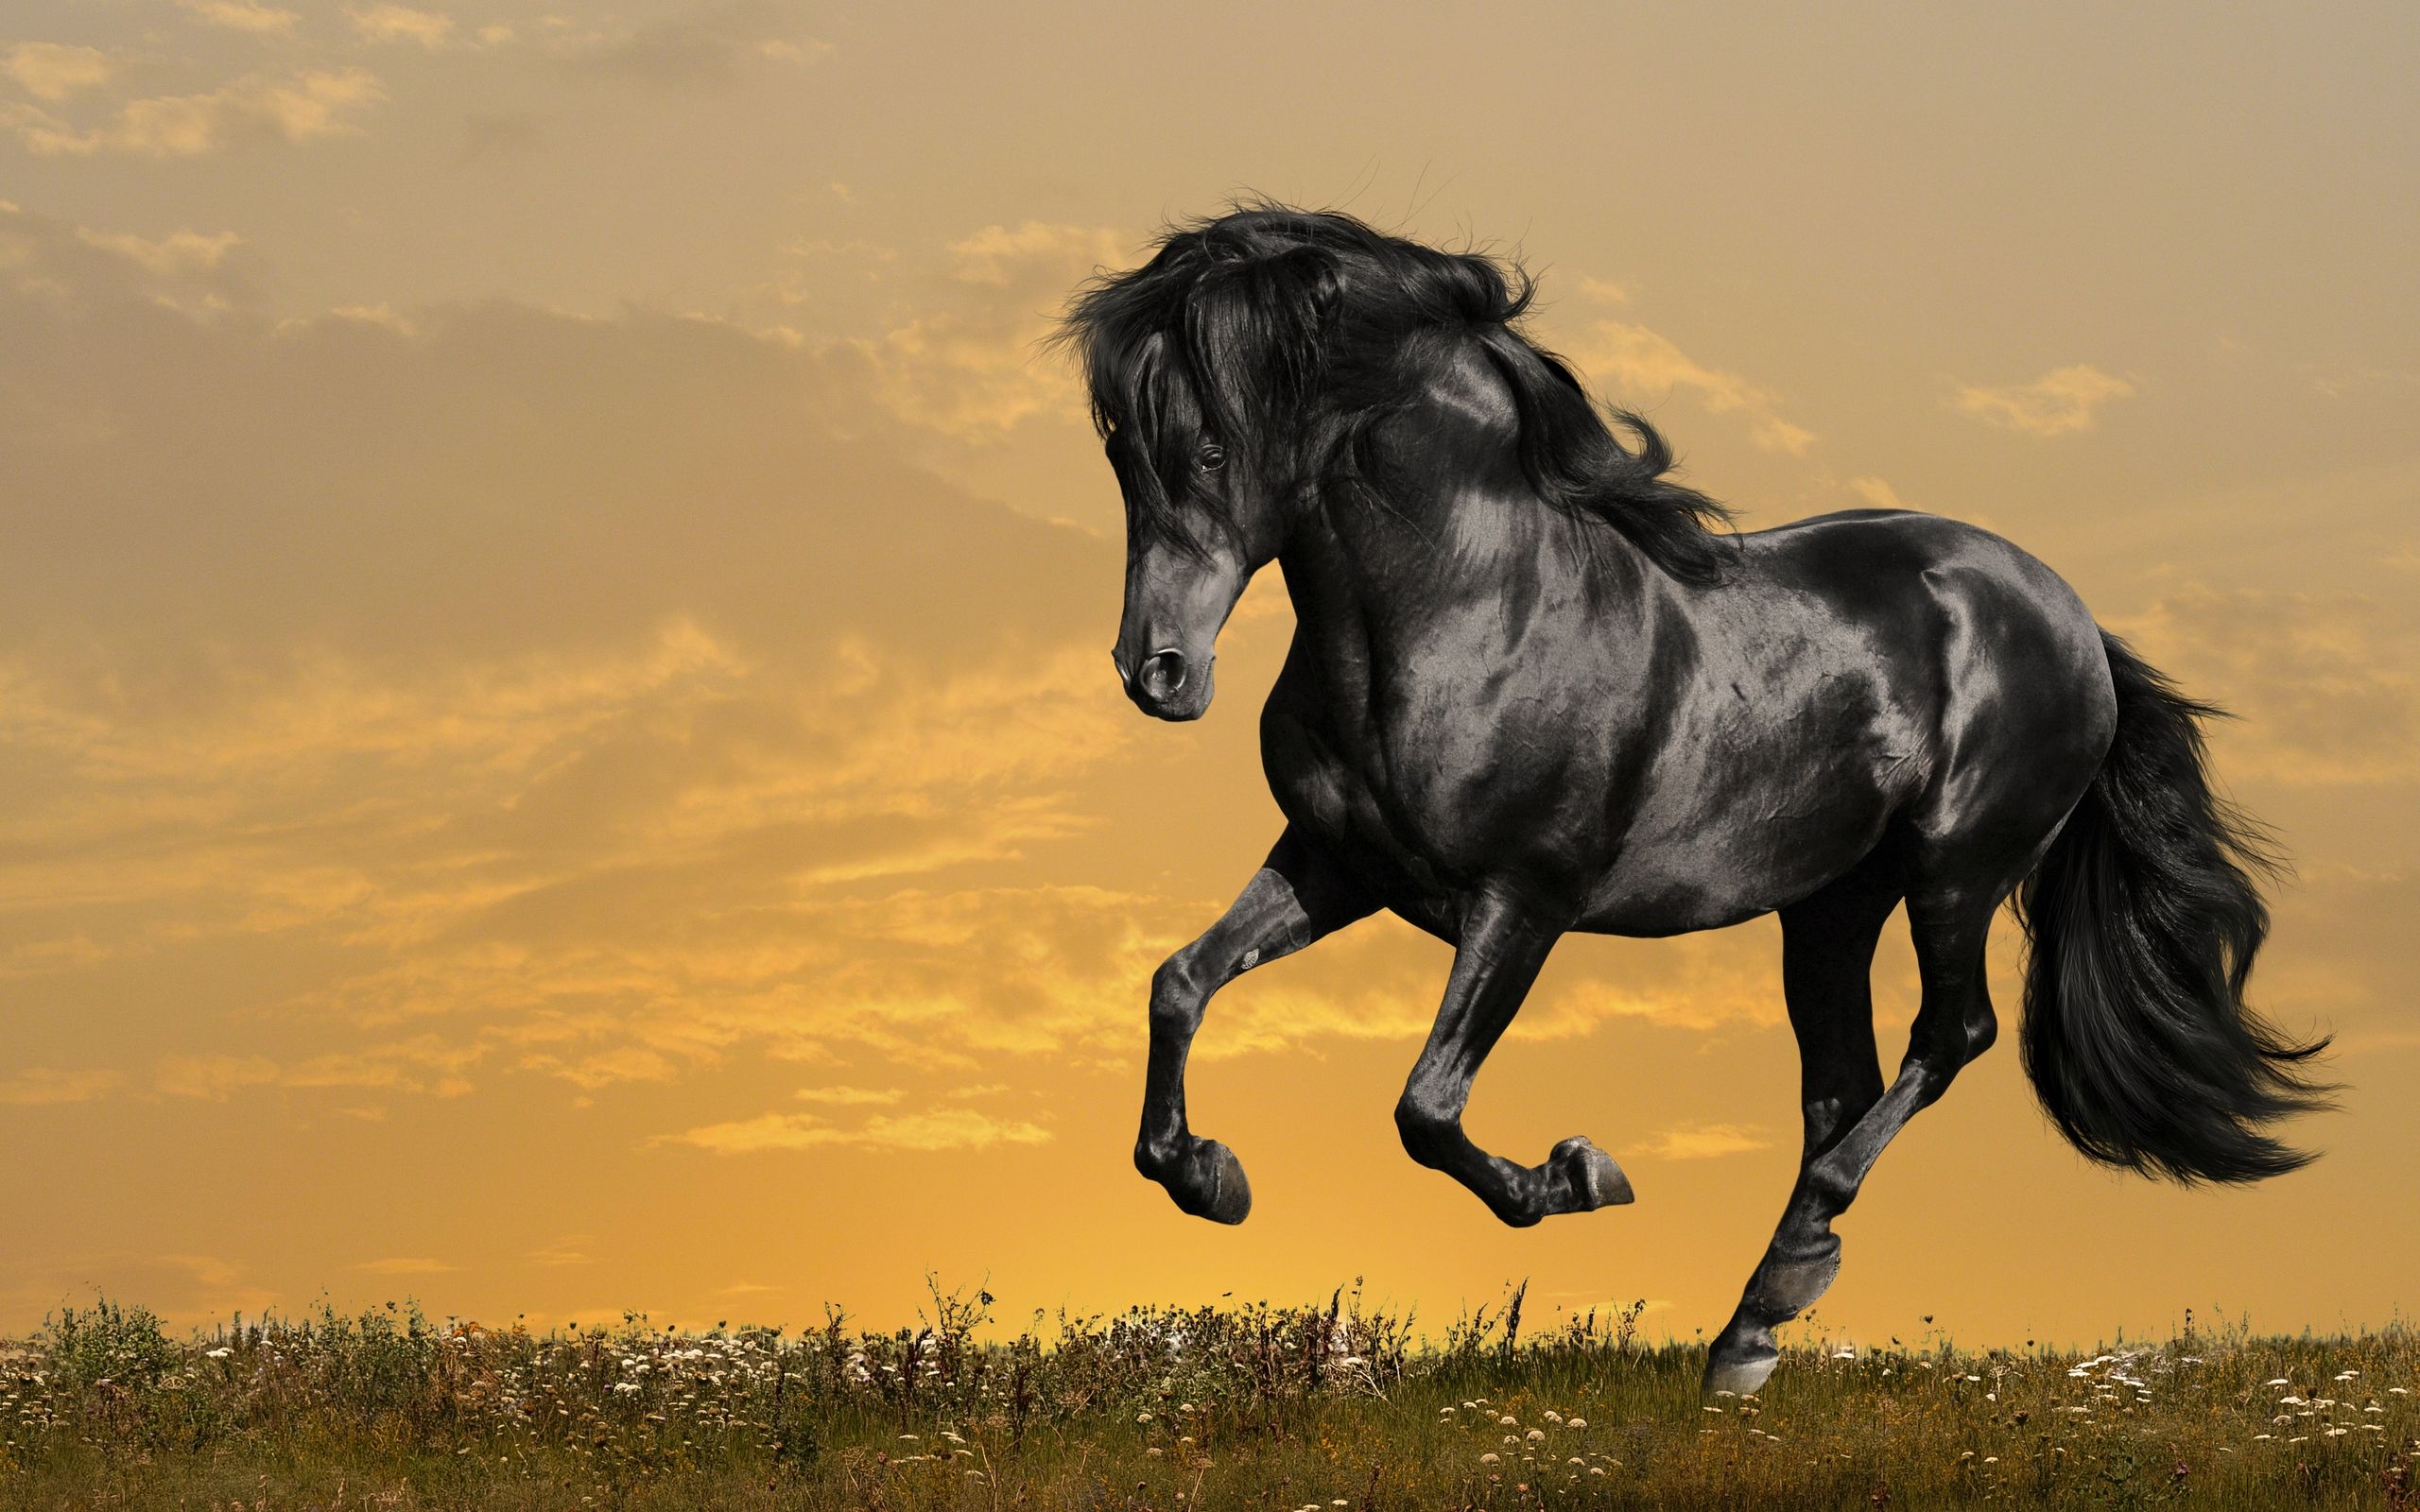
[1393,1091,1459,1169]
[1149,954,1207,1033]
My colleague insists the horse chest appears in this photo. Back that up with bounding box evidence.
[1260,680,1615,927]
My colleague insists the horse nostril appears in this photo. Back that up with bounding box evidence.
[1138,648,1187,702]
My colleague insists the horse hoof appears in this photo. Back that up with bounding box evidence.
[1184,1140,1252,1226]
[1703,1344,1780,1400]
[1550,1136,1634,1211]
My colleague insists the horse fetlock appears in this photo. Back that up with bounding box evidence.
[1132,1134,1180,1181]
[1392,1096,1460,1170]
[1962,1005,1999,1064]
[1753,1234,1843,1317]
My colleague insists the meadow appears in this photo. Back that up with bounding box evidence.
[4,1283,2415,1510]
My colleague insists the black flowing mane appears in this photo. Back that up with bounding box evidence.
[1054,201,1737,582]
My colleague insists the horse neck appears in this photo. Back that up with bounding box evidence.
[1275,452,1651,678]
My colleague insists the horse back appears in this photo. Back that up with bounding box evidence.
[1580,509,2114,934]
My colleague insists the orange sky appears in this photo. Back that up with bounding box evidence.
[3,2,2417,1349]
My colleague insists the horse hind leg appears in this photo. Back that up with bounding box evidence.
[1706,823,2062,1395]
[1705,875,2013,1398]
[1703,870,1898,1398]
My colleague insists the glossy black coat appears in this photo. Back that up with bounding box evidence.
[1061,206,2326,1396]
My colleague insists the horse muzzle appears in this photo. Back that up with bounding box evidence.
[1115,646,1212,721]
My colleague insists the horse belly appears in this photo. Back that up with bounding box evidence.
[1574,766,1903,937]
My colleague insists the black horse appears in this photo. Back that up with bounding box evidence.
[1056,204,2329,1395]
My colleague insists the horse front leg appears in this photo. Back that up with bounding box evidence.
[1394,888,1634,1227]
[1138,828,1373,1224]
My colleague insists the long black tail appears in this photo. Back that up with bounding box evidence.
[2014,632,2333,1183]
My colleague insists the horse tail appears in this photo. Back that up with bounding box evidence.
[2013,631,2333,1183]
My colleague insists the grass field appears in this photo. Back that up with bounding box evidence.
[4,1284,2415,1509]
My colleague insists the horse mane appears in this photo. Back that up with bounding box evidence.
[1052,198,1737,582]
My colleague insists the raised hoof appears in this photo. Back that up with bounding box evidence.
[1703,1343,1780,1400]
[1550,1136,1635,1211]
[1163,1139,1251,1226]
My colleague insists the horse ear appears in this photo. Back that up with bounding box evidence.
[1291,246,1346,335]
[1306,249,1345,326]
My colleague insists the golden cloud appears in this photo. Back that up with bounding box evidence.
[2104,584,2420,786]
[74,226,243,277]
[1950,363,2136,437]
[0,1067,122,1106]
[656,1107,1051,1156]
[854,221,1134,438]
[1562,318,1816,455]
[1644,1122,1776,1160]
[173,0,301,35]
[562,3,830,90]
[3,43,114,102]
[4,67,385,157]
[348,4,456,49]
[0,223,1143,1128]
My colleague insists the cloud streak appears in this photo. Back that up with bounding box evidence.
[3,43,114,102]
[174,0,301,35]
[3,68,385,157]
[1951,363,2136,436]
[1564,318,1816,455]
[657,1107,1051,1155]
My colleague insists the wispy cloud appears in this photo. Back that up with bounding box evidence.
[1950,363,2135,436]
[4,68,384,157]
[847,221,1132,438]
[2105,584,2420,786]
[75,227,243,277]
[0,1067,121,1106]
[794,1086,905,1106]
[527,1239,596,1268]
[3,43,114,102]
[1644,1122,1775,1160]
[563,2,829,91]
[348,4,456,49]
[657,1107,1051,1155]
[0,212,1140,1123]
[1564,317,1817,455]
[354,1256,458,1275]
[173,0,301,35]
[150,1041,483,1101]
[1848,476,1910,510]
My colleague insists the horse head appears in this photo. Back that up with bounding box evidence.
[1056,210,1362,721]
[1099,375,1293,721]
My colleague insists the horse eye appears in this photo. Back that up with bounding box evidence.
[1197,443,1227,472]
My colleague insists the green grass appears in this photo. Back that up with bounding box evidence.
[4,1285,2416,1509]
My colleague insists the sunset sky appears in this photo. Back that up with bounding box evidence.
[4,2,2417,1350]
